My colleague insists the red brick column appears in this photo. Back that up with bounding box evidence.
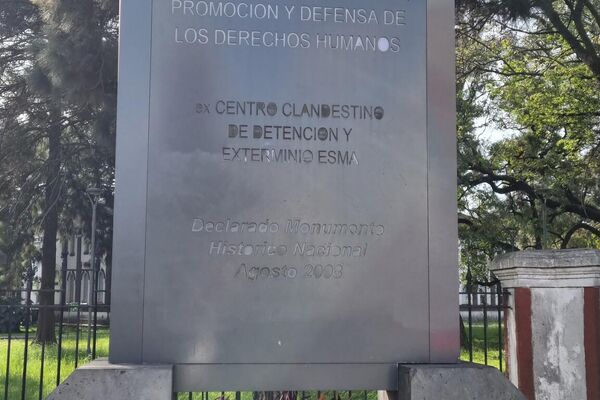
[492,249,600,400]
[584,288,600,400]
[514,288,534,400]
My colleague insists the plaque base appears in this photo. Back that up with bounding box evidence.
[48,361,523,399]
[379,363,525,400]
[47,359,173,400]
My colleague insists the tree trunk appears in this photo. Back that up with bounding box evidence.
[35,109,61,344]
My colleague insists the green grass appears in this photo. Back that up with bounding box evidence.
[459,322,504,370]
[0,326,109,400]
[0,323,503,399]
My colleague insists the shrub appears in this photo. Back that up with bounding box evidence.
[0,294,26,333]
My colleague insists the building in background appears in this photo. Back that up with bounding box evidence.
[31,233,108,308]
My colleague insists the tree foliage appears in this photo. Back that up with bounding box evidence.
[0,0,117,342]
[457,0,600,279]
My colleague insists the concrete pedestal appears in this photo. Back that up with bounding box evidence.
[47,359,173,400]
[50,361,521,399]
[379,363,525,400]
[491,249,600,400]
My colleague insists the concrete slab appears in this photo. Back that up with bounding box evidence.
[491,249,600,288]
[47,359,173,400]
[380,363,526,400]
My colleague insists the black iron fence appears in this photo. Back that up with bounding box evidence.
[0,255,109,400]
[459,270,509,372]
[0,261,509,399]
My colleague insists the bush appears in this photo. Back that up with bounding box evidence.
[0,294,26,333]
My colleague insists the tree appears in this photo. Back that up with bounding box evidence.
[459,0,600,81]
[0,0,117,343]
[456,0,600,278]
[32,0,116,343]
[0,1,44,285]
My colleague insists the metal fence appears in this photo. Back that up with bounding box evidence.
[0,260,508,399]
[460,269,508,372]
[0,254,110,400]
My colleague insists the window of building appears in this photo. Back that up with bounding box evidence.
[66,272,75,303]
[69,234,75,256]
[81,271,90,304]
[97,270,106,304]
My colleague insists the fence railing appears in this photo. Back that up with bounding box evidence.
[0,259,109,400]
[459,272,508,372]
[0,262,508,399]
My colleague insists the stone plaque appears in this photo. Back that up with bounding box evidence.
[111,0,457,391]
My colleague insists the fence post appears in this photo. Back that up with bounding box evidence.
[491,249,600,400]
[496,280,504,372]
[57,241,68,385]
[20,265,34,400]
[3,292,13,400]
[466,268,473,361]
[92,247,99,359]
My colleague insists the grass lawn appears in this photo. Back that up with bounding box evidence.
[0,327,109,400]
[460,322,504,370]
[0,323,503,399]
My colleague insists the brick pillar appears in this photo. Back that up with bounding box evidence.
[491,249,600,400]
